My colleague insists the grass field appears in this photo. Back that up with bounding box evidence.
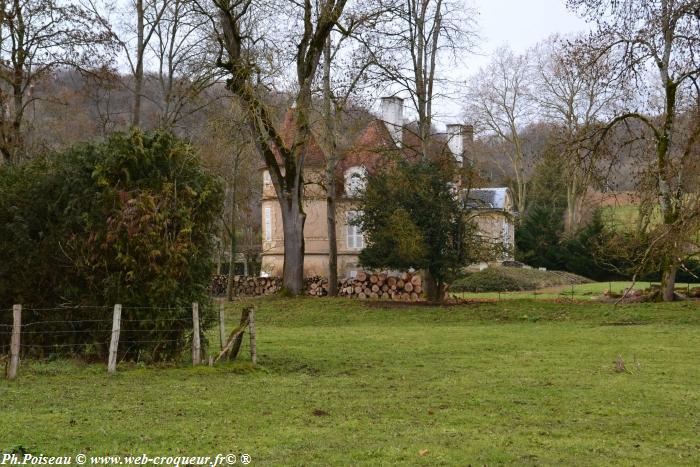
[454,280,657,300]
[2,297,700,465]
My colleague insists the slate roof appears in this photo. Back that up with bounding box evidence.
[466,188,509,210]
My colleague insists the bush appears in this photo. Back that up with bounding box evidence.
[451,269,524,292]
[450,267,592,292]
[0,130,223,360]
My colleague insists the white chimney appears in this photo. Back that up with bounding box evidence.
[446,123,474,164]
[446,124,463,163]
[380,96,404,147]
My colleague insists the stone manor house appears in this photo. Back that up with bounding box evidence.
[260,97,516,278]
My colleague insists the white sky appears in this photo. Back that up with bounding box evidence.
[470,0,589,69]
[428,0,591,126]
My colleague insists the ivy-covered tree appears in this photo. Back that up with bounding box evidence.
[356,158,478,302]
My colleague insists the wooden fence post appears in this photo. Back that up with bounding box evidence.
[218,302,226,351]
[192,302,201,365]
[107,304,122,374]
[7,304,21,380]
[248,308,257,365]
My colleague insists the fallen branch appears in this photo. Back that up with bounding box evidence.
[214,306,252,363]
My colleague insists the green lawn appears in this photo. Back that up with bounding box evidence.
[454,281,657,300]
[2,297,700,465]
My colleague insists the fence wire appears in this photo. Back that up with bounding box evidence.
[0,305,201,362]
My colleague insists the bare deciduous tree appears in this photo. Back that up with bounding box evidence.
[149,0,222,128]
[203,0,348,294]
[358,0,476,159]
[197,100,260,299]
[0,0,114,163]
[466,46,533,214]
[568,0,700,301]
[533,35,622,232]
[317,4,388,296]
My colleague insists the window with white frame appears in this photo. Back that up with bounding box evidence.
[264,207,272,242]
[346,211,364,249]
[344,166,367,197]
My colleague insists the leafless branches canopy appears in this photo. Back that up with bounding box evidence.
[0,0,114,163]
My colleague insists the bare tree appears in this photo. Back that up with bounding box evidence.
[568,0,700,301]
[197,100,260,299]
[149,0,222,128]
[0,0,114,163]
[132,0,170,126]
[466,46,534,214]
[202,0,348,294]
[97,0,171,127]
[533,35,622,232]
[367,0,476,160]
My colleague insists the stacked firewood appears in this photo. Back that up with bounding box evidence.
[210,275,229,296]
[230,276,282,296]
[305,276,330,297]
[338,271,423,301]
[212,272,424,300]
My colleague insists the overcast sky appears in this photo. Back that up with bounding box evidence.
[426,0,591,126]
[470,0,589,68]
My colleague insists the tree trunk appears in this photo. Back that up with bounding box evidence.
[226,227,236,301]
[660,258,678,302]
[226,157,239,301]
[565,184,575,234]
[281,194,306,295]
[322,36,339,296]
[326,180,339,296]
[216,239,222,275]
[132,0,144,127]
[423,269,445,302]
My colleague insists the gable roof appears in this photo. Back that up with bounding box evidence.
[268,108,326,168]
[340,119,453,172]
[340,119,400,171]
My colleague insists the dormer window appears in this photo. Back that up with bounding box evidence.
[344,166,367,197]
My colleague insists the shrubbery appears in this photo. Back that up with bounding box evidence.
[450,269,523,292]
[450,267,591,292]
[0,130,223,360]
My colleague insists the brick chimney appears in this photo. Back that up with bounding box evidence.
[446,123,474,165]
[380,96,404,147]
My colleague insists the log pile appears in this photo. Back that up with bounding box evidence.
[210,275,228,296]
[212,272,424,300]
[229,276,282,297]
[338,271,423,301]
[305,276,330,297]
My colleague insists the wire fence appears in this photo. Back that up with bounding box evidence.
[1,301,256,380]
